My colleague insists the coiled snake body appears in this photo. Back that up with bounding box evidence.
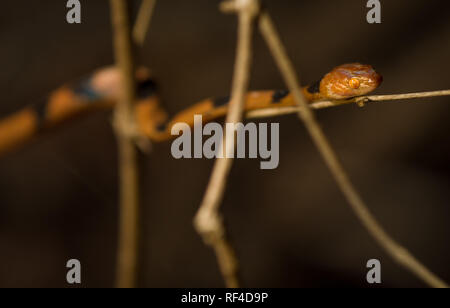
[0,63,382,156]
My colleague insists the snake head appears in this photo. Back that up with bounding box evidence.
[320,63,383,100]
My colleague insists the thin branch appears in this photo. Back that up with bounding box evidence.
[258,11,448,288]
[358,89,450,103]
[133,0,157,46]
[193,0,260,288]
[247,89,450,119]
[110,0,140,289]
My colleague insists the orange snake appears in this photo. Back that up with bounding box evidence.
[0,63,382,156]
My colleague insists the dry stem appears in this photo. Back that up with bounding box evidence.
[193,0,260,288]
[258,11,448,288]
[247,89,450,119]
[133,0,157,46]
[110,0,140,289]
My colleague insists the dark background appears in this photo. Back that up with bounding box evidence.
[0,0,449,288]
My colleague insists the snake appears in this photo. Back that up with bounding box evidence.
[0,63,382,156]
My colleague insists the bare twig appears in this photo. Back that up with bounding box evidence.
[133,0,157,46]
[193,0,260,288]
[258,11,448,288]
[358,90,450,103]
[247,89,450,119]
[110,0,140,288]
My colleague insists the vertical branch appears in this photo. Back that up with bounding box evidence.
[194,0,260,288]
[258,11,448,288]
[110,0,140,288]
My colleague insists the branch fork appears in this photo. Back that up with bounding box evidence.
[193,0,261,288]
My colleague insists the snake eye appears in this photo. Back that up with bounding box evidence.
[348,77,360,89]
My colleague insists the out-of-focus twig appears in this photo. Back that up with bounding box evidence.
[133,0,157,46]
[258,11,448,288]
[247,89,450,119]
[110,0,140,289]
[193,0,260,288]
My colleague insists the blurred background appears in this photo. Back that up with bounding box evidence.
[0,0,449,287]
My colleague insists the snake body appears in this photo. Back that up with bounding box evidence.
[0,63,382,156]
